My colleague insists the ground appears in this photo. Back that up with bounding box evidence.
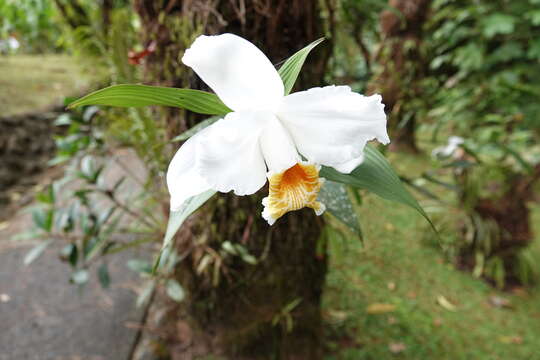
[0,54,97,116]
[323,150,540,359]
[0,55,145,360]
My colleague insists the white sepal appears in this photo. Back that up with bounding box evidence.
[182,33,284,112]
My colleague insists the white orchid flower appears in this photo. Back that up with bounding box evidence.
[167,33,389,225]
[432,136,464,158]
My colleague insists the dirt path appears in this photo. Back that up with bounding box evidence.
[0,149,151,360]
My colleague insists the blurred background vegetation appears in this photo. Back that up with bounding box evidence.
[1,0,540,359]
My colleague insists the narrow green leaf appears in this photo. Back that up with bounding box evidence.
[32,208,54,232]
[278,38,325,95]
[496,143,533,174]
[318,180,362,237]
[60,243,78,267]
[98,263,111,288]
[153,190,216,273]
[68,84,232,115]
[320,145,434,229]
[136,281,155,308]
[127,259,153,274]
[171,116,220,142]
[24,240,53,265]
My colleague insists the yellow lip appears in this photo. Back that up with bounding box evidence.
[262,162,326,225]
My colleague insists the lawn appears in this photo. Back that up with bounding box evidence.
[0,54,96,116]
[324,150,540,359]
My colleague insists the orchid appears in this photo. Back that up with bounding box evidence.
[166,33,389,225]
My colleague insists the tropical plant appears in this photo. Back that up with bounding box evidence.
[419,0,540,287]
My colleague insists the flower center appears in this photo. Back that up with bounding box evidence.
[262,162,326,225]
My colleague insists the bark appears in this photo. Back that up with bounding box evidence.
[368,0,433,153]
[101,0,113,34]
[133,1,333,358]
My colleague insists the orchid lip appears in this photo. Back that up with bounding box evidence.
[262,161,326,225]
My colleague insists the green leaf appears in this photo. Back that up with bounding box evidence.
[127,259,153,274]
[320,145,434,229]
[495,143,533,174]
[166,279,186,302]
[318,180,362,237]
[278,38,325,95]
[68,84,232,115]
[32,208,54,232]
[60,243,78,267]
[136,281,156,307]
[153,190,216,273]
[171,116,220,142]
[98,263,111,288]
[24,240,53,265]
[482,14,516,38]
[71,269,90,285]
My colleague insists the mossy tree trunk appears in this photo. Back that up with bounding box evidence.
[133,1,333,358]
[368,0,433,153]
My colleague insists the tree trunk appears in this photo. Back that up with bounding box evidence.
[368,0,433,153]
[133,1,333,358]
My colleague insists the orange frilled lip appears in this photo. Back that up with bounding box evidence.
[262,162,325,225]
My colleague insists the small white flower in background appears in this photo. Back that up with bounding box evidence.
[8,36,20,51]
[0,36,20,53]
[167,33,389,225]
[432,136,464,159]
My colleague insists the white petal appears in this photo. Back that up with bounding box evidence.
[196,111,268,196]
[182,33,284,112]
[277,86,389,169]
[259,117,299,175]
[166,130,212,211]
[333,153,365,174]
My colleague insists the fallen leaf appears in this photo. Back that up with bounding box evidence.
[366,303,396,314]
[433,317,443,327]
[0,222,8,231]
[436,295,457,311]
[488,295,512,309]
[498,335,523,344]
[406,291,417,299]
[388,342,406,354]
[511,287,529,298]
[387,282,396,291]
[325,309,349,323]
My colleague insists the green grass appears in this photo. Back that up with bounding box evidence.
[323,151,540,360]
[0,54,96,116]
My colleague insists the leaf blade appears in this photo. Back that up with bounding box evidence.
[318,180,362,237]
[153,190,216,273]
[68,84,232,115]
[278,38,325,95]
[320,145,434,229]
[24,240,53,265]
